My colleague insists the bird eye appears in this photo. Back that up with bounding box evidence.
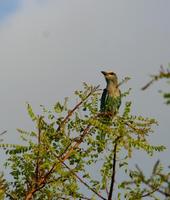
[109,72,114,75]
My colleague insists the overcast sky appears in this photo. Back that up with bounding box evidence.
[0,0,170,177]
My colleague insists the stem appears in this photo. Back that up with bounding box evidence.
[35,117,42,187]
[108,137,120,200]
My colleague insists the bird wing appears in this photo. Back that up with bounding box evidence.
[100,88,108,112]
[116,89,121,110]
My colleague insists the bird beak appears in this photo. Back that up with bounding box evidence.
[101,71,107,75]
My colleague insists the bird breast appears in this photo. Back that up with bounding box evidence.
[107,84,120,97]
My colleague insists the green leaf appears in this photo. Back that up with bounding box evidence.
[54,102,64,113]
[26,103,37,121]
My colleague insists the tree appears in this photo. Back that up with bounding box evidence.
[0,80,165,200]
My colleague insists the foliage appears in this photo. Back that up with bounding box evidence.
[0,81,165,200]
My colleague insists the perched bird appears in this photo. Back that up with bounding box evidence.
[100,71,121,120]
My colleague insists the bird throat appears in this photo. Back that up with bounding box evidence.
[106,80,119,97]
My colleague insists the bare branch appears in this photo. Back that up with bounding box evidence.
[108,137,121,200]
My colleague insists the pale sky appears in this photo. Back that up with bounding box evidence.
[0,0,170,181]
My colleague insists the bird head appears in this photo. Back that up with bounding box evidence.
[101,71,118,84]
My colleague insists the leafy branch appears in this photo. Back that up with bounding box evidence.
[142,65,170,90]
[121,160,170,199]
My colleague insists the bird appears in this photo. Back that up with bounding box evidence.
[100,71,121,121]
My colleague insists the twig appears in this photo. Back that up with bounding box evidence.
[0,130,7,136]
[144,182,170,197]
[59,159,107,200]
[141,187,160,198]
[157,188,170,197]
[141,79,155,90]
[141,65,170,90]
